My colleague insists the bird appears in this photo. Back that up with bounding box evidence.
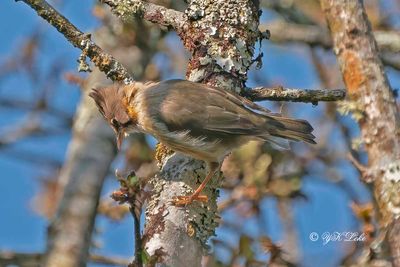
[89,79,315,206]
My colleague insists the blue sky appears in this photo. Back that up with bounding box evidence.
[0,1,398,266]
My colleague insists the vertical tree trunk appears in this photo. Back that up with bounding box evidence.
[43,8,166,265]
[320,0,400,265]
[43,75,116,267]
[143,1,261,266]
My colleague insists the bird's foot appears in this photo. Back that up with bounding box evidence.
[172,194,208,206]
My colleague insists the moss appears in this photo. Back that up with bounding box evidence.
[376,160,400,226]
[112,0,144,21]
[337,99,365,121]
[155,143,174,166]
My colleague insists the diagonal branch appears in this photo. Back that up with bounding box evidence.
[18,0,346,104]
[100,0,186,32]
[19,0,134,83]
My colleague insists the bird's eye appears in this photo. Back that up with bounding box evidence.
[121,120,133,128]
[110,118,119,127]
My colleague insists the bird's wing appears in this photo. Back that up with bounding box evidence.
[155,80,265,138]
[208,85,272,115]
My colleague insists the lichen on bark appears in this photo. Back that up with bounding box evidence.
[143,1,262,266]
[181,0,261,92]
[320,0,400,265]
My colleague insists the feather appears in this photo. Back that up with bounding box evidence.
[140,80,315,145]
[89,84,131,125]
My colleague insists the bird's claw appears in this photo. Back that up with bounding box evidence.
[172,194,208,206]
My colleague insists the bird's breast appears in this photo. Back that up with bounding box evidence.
[156,130,243,163]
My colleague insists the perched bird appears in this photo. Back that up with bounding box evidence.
[90,79,315,205]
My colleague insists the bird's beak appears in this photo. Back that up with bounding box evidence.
[116,130,125,150]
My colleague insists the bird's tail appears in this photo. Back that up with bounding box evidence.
[258,114,316,150]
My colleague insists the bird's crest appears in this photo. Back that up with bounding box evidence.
[89,84,130,125]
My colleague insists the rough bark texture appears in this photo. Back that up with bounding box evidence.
[320,0,400,265]
[181,0,260,92]
[101,0,186,31]
[17,0,355,265]
[247,86,345,103]
[142,1,260,266]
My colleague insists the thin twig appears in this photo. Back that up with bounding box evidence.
[131,206,143,267]
[347,153,374,183]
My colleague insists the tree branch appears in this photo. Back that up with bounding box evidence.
[19,0,133,83]
[143,1,262,266]
[14,0,355,266]
[320,0,400,266]
[17,0,347,104]
[374,30,400,53]
[100,0,186,32]
[43,81,117,267]
[263,20,400,70]
[246,86,346,103]
[263,20,400,53]
[0,251,130,267]
[262,20,332,48]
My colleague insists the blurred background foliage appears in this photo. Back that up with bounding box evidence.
[0,0,399,266]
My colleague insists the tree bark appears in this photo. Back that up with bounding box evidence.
[17,0,365,265]
[246,86,345,103]
[142,0,261,266]
[320,0,400,265]
[43,76,117,267]
[38,3,165,266]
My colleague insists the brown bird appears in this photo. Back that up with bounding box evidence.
[90,79,315,205]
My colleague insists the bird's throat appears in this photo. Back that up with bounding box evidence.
[122,96,138,124]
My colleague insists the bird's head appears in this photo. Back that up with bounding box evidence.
[89,84,138,150]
